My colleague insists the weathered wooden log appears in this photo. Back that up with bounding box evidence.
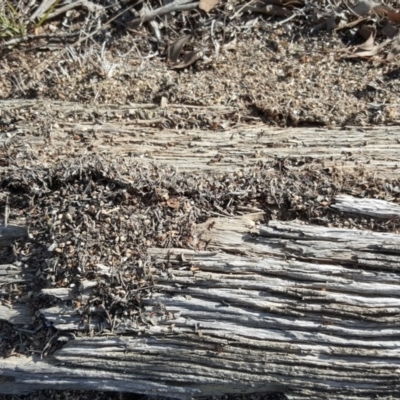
[333,194,400,219]
[0,263,34,325]
[21,124,400,177]
[0,227,32,325]
[0,303,32,325]
[0,225,28,247]
[2,99,400,177]
[2,196,400,399]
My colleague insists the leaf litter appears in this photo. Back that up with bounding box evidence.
[3,0,400,62]
[0,0,400,127]
[199,0,219,13]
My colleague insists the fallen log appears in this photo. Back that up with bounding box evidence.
[0,227,33,326]
[0,225,28,248]
[2,196,400,399]
[2,99,400,177]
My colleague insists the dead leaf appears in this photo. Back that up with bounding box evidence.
[350,0,377,17]
[167,198,180,209]
[167,35,191,64]
[345,37,391,59]
[199,0,218,12]
[344,28,376,58]
[347,48,379,58]
[170,50,203,69]
[346,41,378,58]
[385,10,400,23]
[335,17,368,31]
[358,25,376,42]
[381,21,399,39]
[373,3,396,17]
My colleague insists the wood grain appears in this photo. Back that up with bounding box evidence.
[1,99,400,177]
[3,196,400,398]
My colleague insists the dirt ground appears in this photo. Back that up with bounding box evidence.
[1,0,400,128]
[1,1,400,399]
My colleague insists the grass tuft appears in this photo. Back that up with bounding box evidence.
[0,0,26,39]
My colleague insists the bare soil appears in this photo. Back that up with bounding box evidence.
[1,1,400,128]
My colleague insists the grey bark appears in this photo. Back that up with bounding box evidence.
[1,99,400,177]
[2,196,400,399]
[0,225,28,247]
